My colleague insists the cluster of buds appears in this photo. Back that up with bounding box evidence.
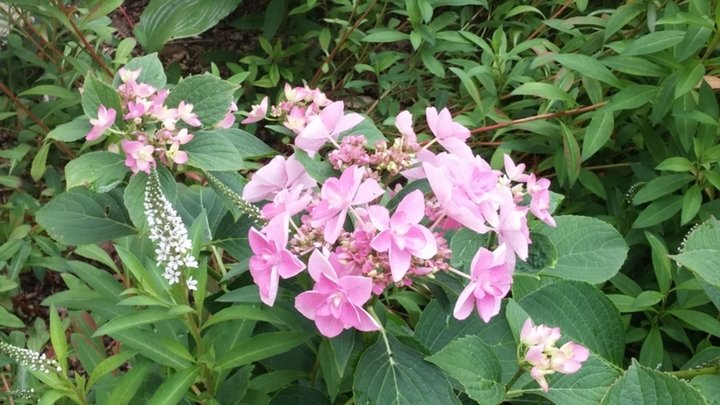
[0,341,62,374]
[144,170,198,290]
[242,83,330,133]
[520,319,589,392]
[238,91,556,337]
[84,67,236,174]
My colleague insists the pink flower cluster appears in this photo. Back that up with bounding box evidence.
[241,83,331,134]
[520,319,590,392]
[84,67,237,174]
[241,92,555,337]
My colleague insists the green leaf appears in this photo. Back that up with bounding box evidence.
[353,335,460,405]
[362,28,409,43]
[165,74,235,126]
[645,232,672,294]
[211,128,275,159]
[111,329,192,370]
[535,355,622,404]
[426,336,504,404]
[632,174,694,205]
[601,56,666,77]
[672,219,720,287]
[519,281,625,365]
[113,53,166,89]
[668,309,720,337]
[184,132,246,171]
[88,350,138,388]
[582,112,614,161]
[47,117,92,142]
[65,151,128,193]
[675,62,706,99]
[449,228,486,268]
[656,157,694,172]
[36,189,135,245]
[0,306,24,328]
[639,326,663,367]
[602,361,708,404]
[135,0,243,52]
[293,148,336,182]
[148,366,200,405]
[511,82,575,103]
[20,85,77,100]
[338,115,388,148]
[690,375,720,404]
[81,75,123,125]
[216,331,309,371]
[632,195,683,228]
[534,216,628,284]
[604,3,643,41]
[620,30,685,56]
[604,85,657,112]
[449,67,482,107]
[202,305,284,329]
[31,143,50,182]
[93,309,181,337]
[269,386,330,405]
[682,184,702,225]
[561,122,581,185]
[108,362,152,405]
[554,54,620,87]
[49,305,67,372]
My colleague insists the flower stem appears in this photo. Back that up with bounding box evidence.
[506,367,526,392]
[367,306,393,358]
[668,364,720,380]
[447,266,472,280]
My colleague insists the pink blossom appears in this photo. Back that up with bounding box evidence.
[491,199,531,260]
[521,319,561,348]
[295,250,380,337]
[423,151,503,234]
[176,101,202,127]
[526,346,553,392]
[216,102,238,128]
[426,107,471,153]
[453,244,513,322]
[118,67,140,84]
[165,143,188,165]
[242,96,269,124]
[295,101,363,156]
[395,110,417,145]
[130,81,156,98]
[124,99,150,120]
[283,106,308,133]
[153,106,179,130]
[150,89,169,111]
[121,139,155,173]
[550,342,589,374]
[85,105,116,141]
[249,216,305,306]
[527,174,556,227]
[242,155,315,202]
[368,190,437,282]
[261,185,313,223]
[503,154,529,182]
[311,165,384,244]
[170,128,194,145]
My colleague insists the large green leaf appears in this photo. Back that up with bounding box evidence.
[601,361,708,404]
[165,74,235,126]
[81,75,122,126]
[620,30,685,56]
[216,331,309,371]
[535,355,622,404]
[65,151,128,193]
[184,132,246,171]
[112,53,166,89]
[47,117,92,142]
[134,0,243,52]
[353,335,460,405]
[148,366,200,405]
[426,336,504,404]
[36,189,135,245]
[519,281,625,365]
[672,218,720,288]
[534,216,628,283]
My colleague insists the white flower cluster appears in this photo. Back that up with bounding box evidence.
[144,170,199,290]
[0,341,62,374]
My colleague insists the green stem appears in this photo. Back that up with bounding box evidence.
[505,367,526,392]
[367,306,393,358]
[668,364,720,380]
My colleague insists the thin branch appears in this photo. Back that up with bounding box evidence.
[527,0,573,41]
[470,102,607,134]
[59,4,114,78]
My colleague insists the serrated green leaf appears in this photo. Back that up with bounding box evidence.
[112,53,166,88]
[184,132,246,171]
[602,361,708,404]
[65,151,128,192]
[353,335,460,405]
[165,74,235,126]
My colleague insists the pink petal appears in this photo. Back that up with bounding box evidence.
[352,178,384,205]
[323,209,347,244]
[307,250,338,282]
[320,101,344,130]
[248,227,272,254]
[367,205,390,232]
[453,282,477,320]
[347,306,381,332]
[315,314,345,338]
[295,291,326,319]
[337,275,373,306]
[332,112,364,136]
[278,249,305,279]
[370,230,392,252]
[389,246,411,282]
[395,190,426,225]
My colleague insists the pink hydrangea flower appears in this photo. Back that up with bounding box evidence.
[520,319,590,392]
[283,106,308,133]
[395,110,417,145]
[85,105,116,141]
[504,154,529,183]
[121,139,155,173]
[165,143,188,165]
[249,216,305,306]
[527,174,556,227]
[426,107,471,153]
[492,199,531,261]
[295,250,380,337]
[242,96,269,124]
[453,244,513,322]
[311,165,384,244]
[216,102,238,128]
[176,101,201,127]
[368,190,437,282]
[295,101,363,156]
[124,99,151,120]
[260,185,313,223]
[242,155,315,202]
[423,150,502,234]
[118,67,140,84]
